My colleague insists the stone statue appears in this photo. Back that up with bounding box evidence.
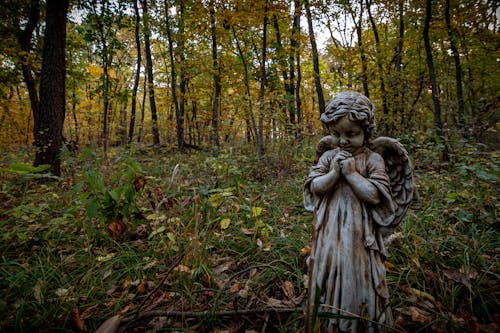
[304,91,413,332]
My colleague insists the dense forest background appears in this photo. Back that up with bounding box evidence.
[1,0,498,157]
[0,0,499,332]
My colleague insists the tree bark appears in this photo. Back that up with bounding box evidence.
[34,0,69,176]
[17,0,40,126]
[273,14,295,129]
[233,27,258,144]
[257,0,269,158]
[445,0,465,127]
[129,0,142,143]
[366,0,388,115]
[304,0,325,116]
[141,0,160,146]
[392,0,405,123]
[164,0,184,149]
[292,0,302,132]
[423,0,449,161]
[209,0,221,152]
[349,0,369,98]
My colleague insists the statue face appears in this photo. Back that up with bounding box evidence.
[328,116,365,154]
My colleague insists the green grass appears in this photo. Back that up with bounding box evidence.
[0,140,498,332]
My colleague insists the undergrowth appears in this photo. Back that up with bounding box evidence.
[0,139,498,332]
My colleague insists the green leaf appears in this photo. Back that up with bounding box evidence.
[3,163,51,175]
[86,199,99,218]
[148,226,167,239]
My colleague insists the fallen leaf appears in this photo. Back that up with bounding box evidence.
[406,287,436,304]
[220,218,231,230]
[240,227,255,235]
[384,261,395,270]
[94,314,121,333]
[107,220,126,239]
[180,196,192,208]
[459,310,479,333]
[281,280,296,300]
[69,306,86,332]
[174,264,191,273]
[143,260,158,270]
[134,175,146,191]
[409,306,430,324]
[33,281,42,303]
[55,288,69,298]
[97,253,116,262]
[267,297,285,308]
[300,244,311,257]
[230,282,242,294]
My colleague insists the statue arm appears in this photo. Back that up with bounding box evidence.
[310,168,342,195]
[343,172,381,204]
[340,156,381,205]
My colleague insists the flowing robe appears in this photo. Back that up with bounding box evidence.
[304,147,396,332]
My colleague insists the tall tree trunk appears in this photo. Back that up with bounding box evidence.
[71,75,80,145]
[138,76,147,143]
[293,0,302,133]
[179,0,187,149]
[34,0,69,176]
[392,0,405,123]
[141,0,160,146]
[91,0,112,151]
[304,0,325,116]
[423,0,449,161]
[233,27,258,144]
[257,0,269,158]
[164,0,184,149]
[119,97,128,145]
[445,0,465,128]
[366,0,388,115]
[17,0,40,126]
[349,0,369,97]
[129,0,142,143]
[273,14,295,129]
[209,0,221,152]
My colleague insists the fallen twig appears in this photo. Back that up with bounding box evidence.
[120,307,302,325]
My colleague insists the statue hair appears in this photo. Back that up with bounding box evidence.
[320,91,376,139]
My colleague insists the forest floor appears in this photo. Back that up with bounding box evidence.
[0,137,498,332]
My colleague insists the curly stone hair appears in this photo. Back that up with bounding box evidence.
[320,91,376,139]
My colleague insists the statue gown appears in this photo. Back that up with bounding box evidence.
[304,147,396,332]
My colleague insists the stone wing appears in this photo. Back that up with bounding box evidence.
[369,137,414,227]
[314,135,338,164]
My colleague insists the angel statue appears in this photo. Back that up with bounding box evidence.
[304,91,413,333]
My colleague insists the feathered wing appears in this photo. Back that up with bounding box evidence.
[369,137,414,227]
[314,135,337,164]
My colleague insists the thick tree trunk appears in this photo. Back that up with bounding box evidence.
[445,0,466,127]
[304,0,325,116]
[129,0,142,143]
[209,0,221,152]
[423,0,449,161]
[141,0,160,146]
[34,0,69,176]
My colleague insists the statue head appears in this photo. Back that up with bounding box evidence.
[320,91,375,140]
